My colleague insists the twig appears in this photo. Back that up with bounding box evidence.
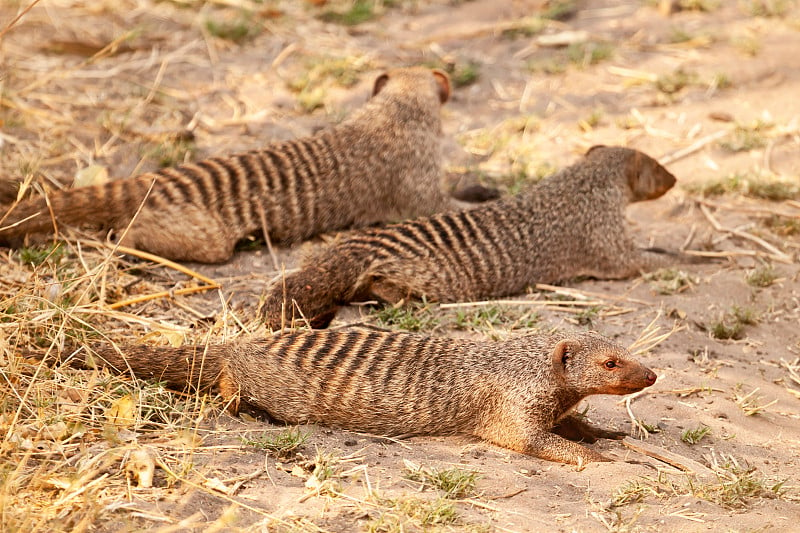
[680,224,697,251]
[534,283,650,305]
[259,209,281,273]
[0,0,42,39]
[764,139,776,175]
[89,241,220,287]
[457,498,503,512]
[109,285,219,310]
[439,299,606,309]
[658,129,730,166]
[622,437,715,477]
[627,310,682,356]
[624,393,651,439]
[607,65,658,82]
[78,240,221,309]
[486,488,527,500]
[698,198,800,219]
[684,249,768,260]
[699,203,793,263]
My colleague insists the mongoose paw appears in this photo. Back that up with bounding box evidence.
[553,421,599,443]
[604,430,628,441]
[450,183,501,203]
[553,414,628,443]
[641,246,720,266]
[260,303,338,330]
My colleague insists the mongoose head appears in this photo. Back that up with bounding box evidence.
[587,145,677,203]
[551,332,657,396]
[372,67,451,104]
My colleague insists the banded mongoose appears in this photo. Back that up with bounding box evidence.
[0,67,476,263]
[52,328,657,464]
[262,146,682,328]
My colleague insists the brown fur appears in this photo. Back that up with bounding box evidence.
[261,146,682,328]
[0,67,475,263]
[55,328,657,464]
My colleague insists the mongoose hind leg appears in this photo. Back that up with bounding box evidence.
[366,276,417,306]
[553,413,626,443]
[218,367,241,416]
[261,270,342,330]
[449,184,501,203]
[122,207,236,263]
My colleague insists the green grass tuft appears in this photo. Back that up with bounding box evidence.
[681,425,712,445]
[406,465,480,499]
[319,0,377,26]
[242,427,307,458]
[719,120,771,152]
[709,305,759,340]
[368,496,459,531]
[680,0,722,10]
[763,215,800,236]
[451,305,539,334]
[686,171,799,201]
[566,42,615,67]
[18,242,65,267]
[372,301,440,332]
[644,268,695,295]
[743,0,793,17]
[541,0,578,20]
[205,13,262,43]
[654,68,698,94]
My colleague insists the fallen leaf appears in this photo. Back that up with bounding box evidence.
[105,394,137,428]
[73,164,109,188]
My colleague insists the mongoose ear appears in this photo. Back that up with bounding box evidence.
[627,150,644,194]
[552,339,580,378]
[372,73,390,96]
[432,69,451,104]
[586,145,607,156]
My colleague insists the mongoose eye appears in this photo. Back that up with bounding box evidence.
[604,360,617,369]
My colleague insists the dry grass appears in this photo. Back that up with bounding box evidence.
[0,2,285,528]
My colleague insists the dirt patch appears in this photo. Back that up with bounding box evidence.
[1,0,799,531]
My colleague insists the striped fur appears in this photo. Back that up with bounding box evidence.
[0,67,463,262]
[262,146,679,328]
[57,328,657,464]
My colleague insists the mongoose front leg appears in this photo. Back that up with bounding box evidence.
[524,431,610,464]
[553,413,626,443]
[635,248,687,272]
[590,247,685,280]
[489,427,610,465]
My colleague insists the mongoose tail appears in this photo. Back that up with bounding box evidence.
[46,329,656,464]
[261,247,375,329]
[54,342,228,393]
[0,176,153,246]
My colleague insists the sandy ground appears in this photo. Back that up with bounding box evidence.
[2,0,800,531]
